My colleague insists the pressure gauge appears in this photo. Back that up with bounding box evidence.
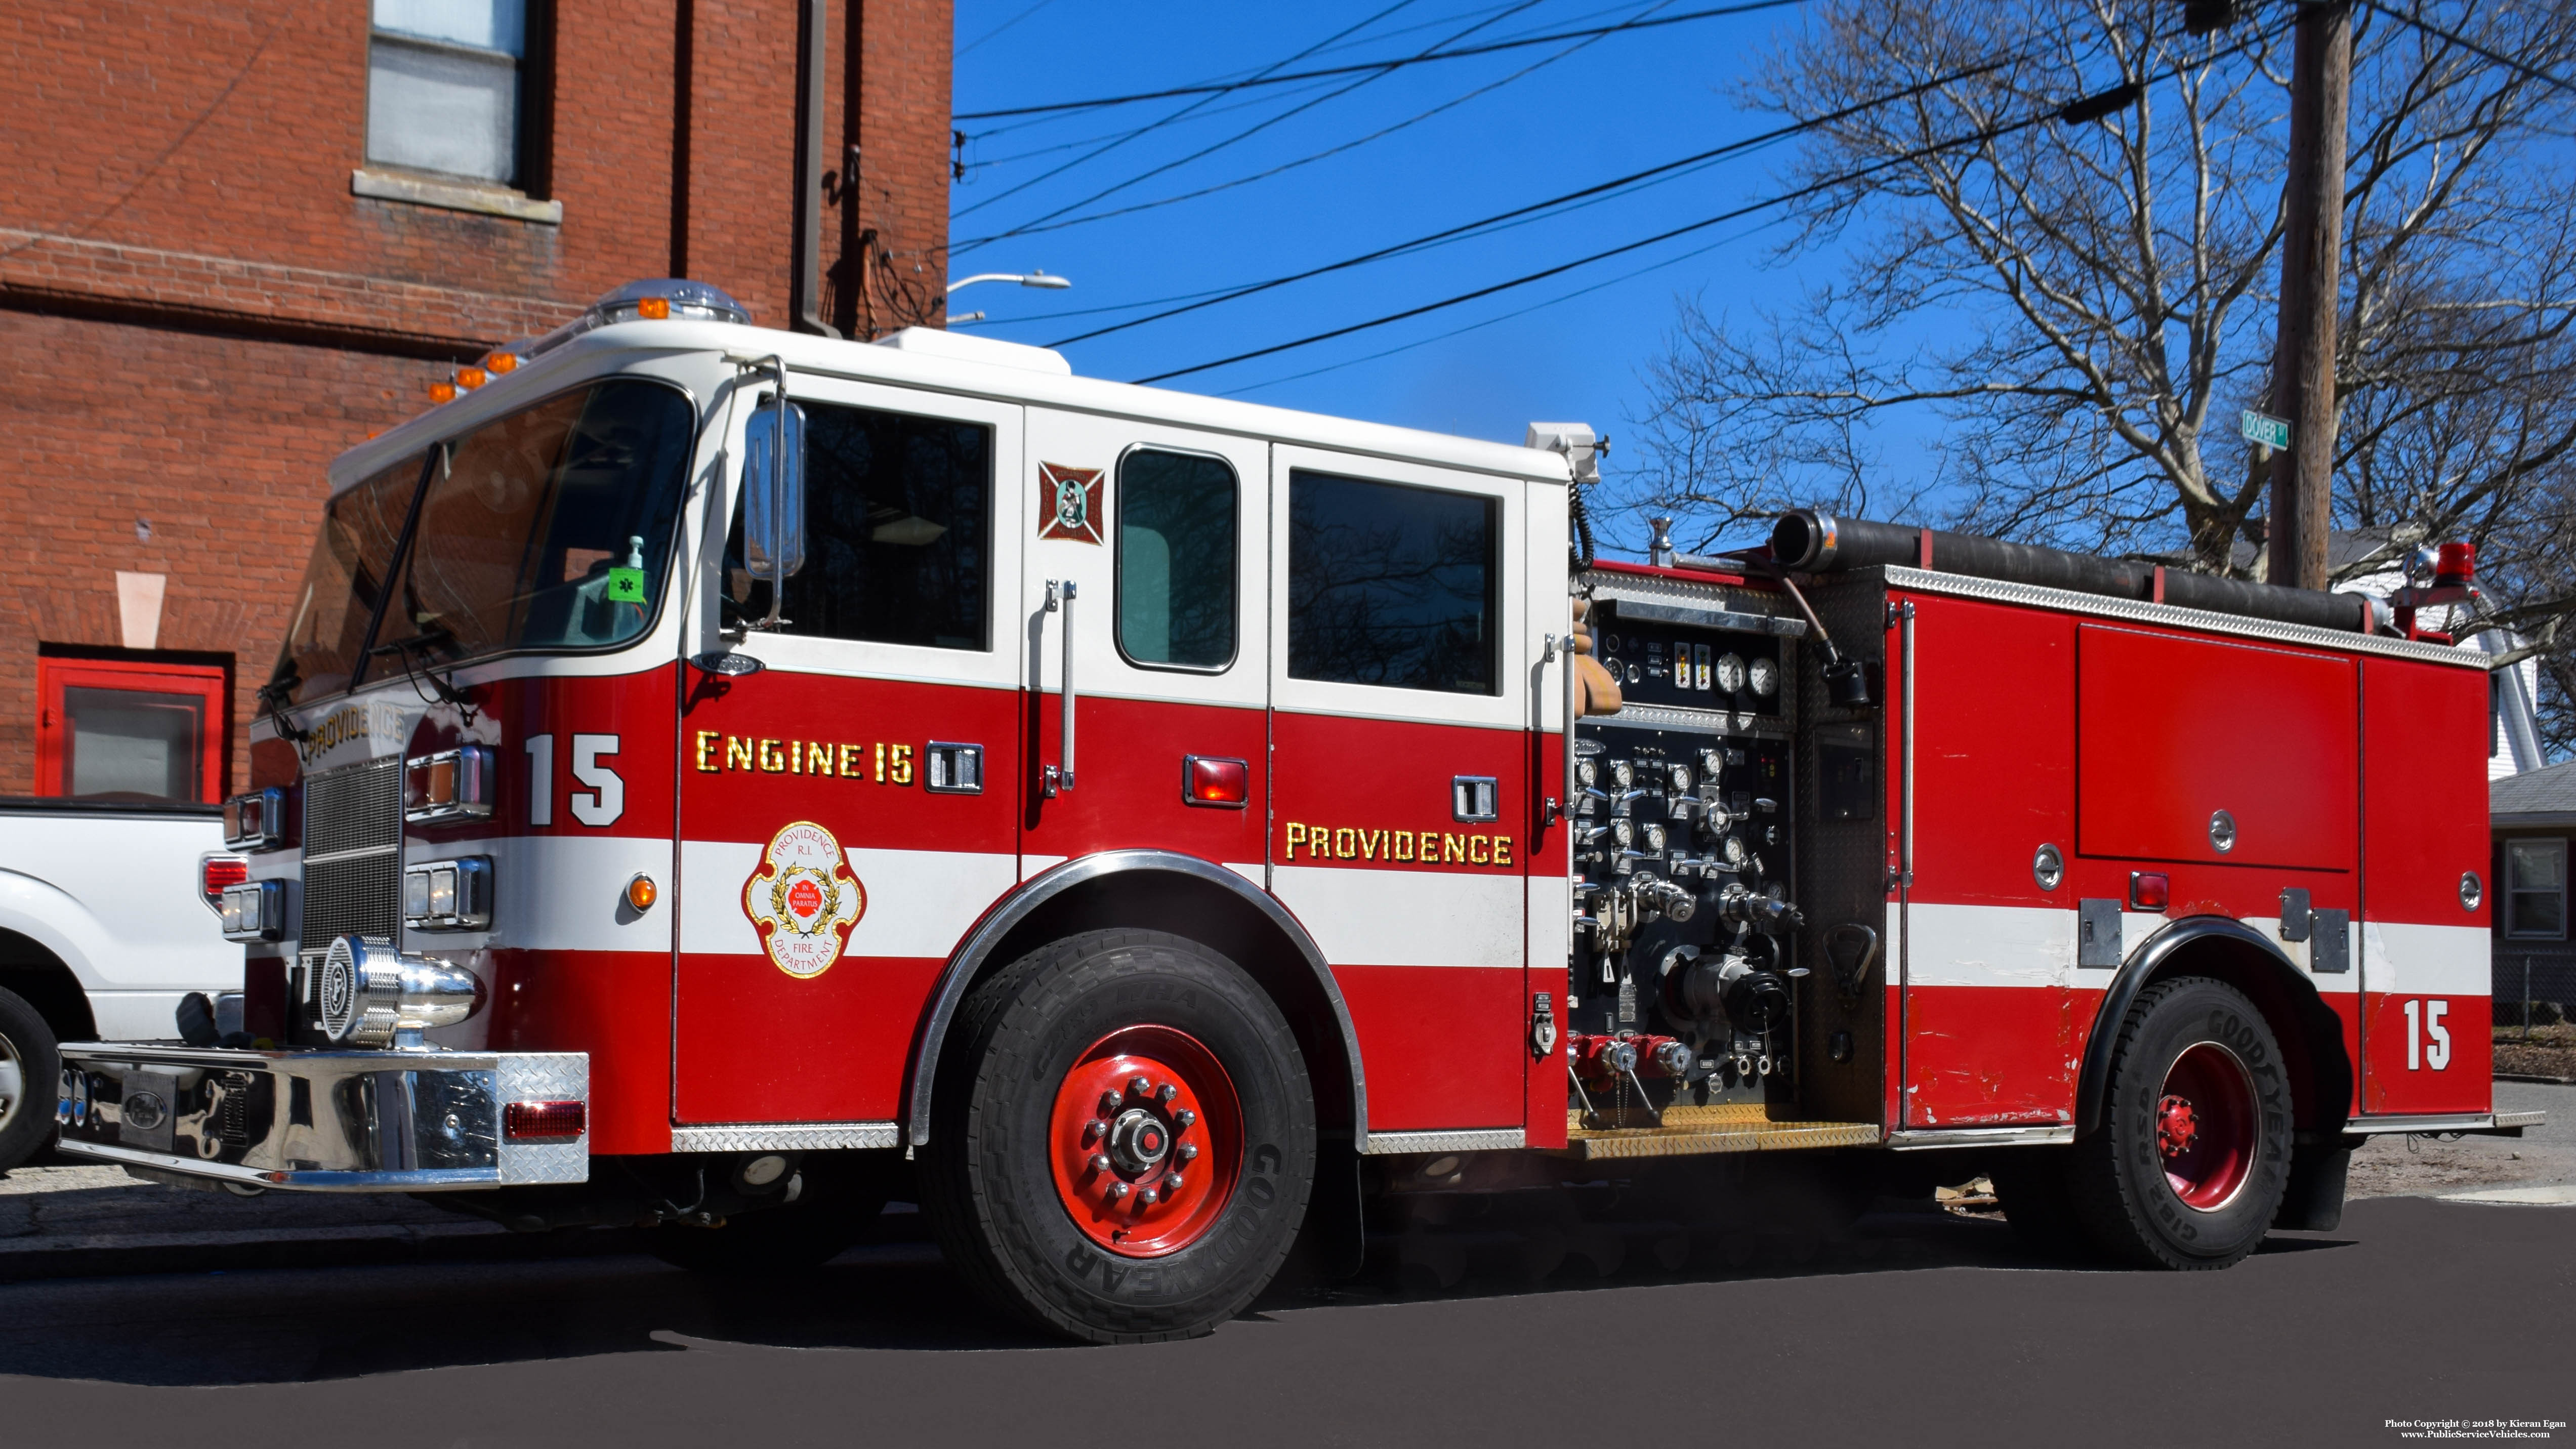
[1767,880,1786,901]
[1611,819,1635,849]
[1724,835,1748,865]
[1669,763,1692,793]
[1715,653,1748,693]
[1642,823,1668,853]
[1575,758,1597,789]
[1611,760,1635,790]
[1748,655,1779,698]
[1700,749,1724,776]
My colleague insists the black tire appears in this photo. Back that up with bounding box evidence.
[2067,976,2293,1270]
[921,929,1315,1344]
[645,1192,886,1274]
[1987,1149,2098,1261]
[0,985,60,1176]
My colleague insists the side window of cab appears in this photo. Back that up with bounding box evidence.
[1116,448,1239,672]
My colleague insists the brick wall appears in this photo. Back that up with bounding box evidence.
[0,0,951,796]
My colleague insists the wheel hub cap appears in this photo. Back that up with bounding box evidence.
[2156,1043,2258,1212]
[1047,1025,1243,1259]
[2156,1094,2198,1157]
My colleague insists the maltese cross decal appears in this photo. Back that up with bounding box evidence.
[1036,462,1105,545]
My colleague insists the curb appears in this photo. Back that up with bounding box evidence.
[2495,1072,2576,1086]
[0,1223,653,1285]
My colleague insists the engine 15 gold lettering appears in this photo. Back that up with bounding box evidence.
[694,732,915,784]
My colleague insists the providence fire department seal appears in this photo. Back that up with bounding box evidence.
[741,820,865,978]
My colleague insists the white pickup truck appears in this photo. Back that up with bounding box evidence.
[0,797,245,1173]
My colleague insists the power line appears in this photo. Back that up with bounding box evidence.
[2355,0,2576,100]
[1046,54,2019,349]
[1132,28,2280,385]
[967,0,1551,249]
[953,0,1804,120]
[954,0,1670,252]
[955,0,1424,222]
[956,0,1065,58]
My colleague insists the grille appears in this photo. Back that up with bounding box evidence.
[298,755,402,953]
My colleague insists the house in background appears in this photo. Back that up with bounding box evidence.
[2490,760,2575,1022]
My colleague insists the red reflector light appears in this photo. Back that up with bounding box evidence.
[2434,541,2477,586]
[1184,755,1250,807]
[505,1101,587,1141]
[201,855,248,903]
[2130,872,2170,911]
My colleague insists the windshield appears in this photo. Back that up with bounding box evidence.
[270,379,697,703]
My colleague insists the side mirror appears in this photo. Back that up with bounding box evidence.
[742,395,806,628]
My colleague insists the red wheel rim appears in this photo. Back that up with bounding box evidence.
[1047,1025,1243,1258]
[2156,1042,2258,1211]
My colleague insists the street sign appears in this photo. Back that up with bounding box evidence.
[2241,409,2292,450]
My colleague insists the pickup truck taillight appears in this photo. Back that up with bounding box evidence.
[199,854,247,910]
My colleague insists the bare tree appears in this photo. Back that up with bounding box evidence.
[1622,0,2576,636]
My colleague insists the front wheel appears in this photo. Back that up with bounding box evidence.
[2068,976,2293,1269]
[922,930,1315,1343]
[0,986,61,1176]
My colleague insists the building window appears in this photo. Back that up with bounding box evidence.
[1117,449,1238,672]
[2507,838,2567,940]
[34,656,229,804]
[368,0,526,185]
[1287,470,1497,695]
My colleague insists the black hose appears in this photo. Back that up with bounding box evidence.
[1767,511,2380,634]
[1569,486,1597,569]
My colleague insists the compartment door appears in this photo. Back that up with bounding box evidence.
[673,376,1023,1128]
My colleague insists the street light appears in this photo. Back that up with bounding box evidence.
[947,270,1072,296]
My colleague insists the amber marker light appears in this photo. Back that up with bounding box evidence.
[486,352,519,374]
[456,366,488,390]
[638,296,672,319]
[429,381,458,403]
[626,874,658,912]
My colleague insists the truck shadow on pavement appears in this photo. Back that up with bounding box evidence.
[0,1198,2357,1388]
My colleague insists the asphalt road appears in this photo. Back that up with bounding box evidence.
[4,1185,2571,1449]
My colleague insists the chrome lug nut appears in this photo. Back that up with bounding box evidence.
[1155,1083,1178,1104]
[1107,1181,1131,1200]
[1178,1142,1199,1163]
[1083,1121,1105,1142]
[1175,1108,1197,1129]
[1139,1187,1160,1206]
[1090,1153,1112,1174]
[1128,1075,1151,1098]
[1164,1172,1183,1191]
[1099,1091,1120,1115]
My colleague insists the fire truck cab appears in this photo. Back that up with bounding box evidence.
[54,279,2535,1343]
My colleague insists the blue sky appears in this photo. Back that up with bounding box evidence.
[946,1,1839,552]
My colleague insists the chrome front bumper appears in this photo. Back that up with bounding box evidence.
[54,1043,589,1192]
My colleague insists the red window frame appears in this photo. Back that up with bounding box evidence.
[34,655,230,803]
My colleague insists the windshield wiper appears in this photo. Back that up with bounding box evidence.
[369,625,479,725]
[254,675,312,743]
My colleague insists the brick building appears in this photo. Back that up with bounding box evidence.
[0,0,953,801]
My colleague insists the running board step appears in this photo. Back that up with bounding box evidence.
[1556,1104,1880,1160]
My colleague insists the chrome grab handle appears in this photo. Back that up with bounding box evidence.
[1045,580,1078,796]
[759,355,790,632]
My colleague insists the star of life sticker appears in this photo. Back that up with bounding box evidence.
[741,820,866,978]
[1037,462,1104,545]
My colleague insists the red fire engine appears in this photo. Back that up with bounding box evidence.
[54,279,2537,1342]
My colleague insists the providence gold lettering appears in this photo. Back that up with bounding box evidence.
[1280,821,1514,867]
[692,731,926,787]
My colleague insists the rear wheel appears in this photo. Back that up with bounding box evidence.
[2068,976,2292,1270]
[0,986,60,1176]
[922,930,1314,1343]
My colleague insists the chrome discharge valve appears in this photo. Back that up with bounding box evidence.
[318,934,485,1049]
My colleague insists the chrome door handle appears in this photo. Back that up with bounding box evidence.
[1045,579,1077,796]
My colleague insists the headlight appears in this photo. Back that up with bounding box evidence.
[219,880,286,941]
[403,857,493,931]
[1715,653,1748,693]
[1748,656,1780,698]
[223,788,292,850]
[404,747,496,825]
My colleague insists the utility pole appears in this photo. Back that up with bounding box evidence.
[2267,1,2353,591]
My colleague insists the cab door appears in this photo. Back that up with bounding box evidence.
[1017,410,1269,875]
[673,373,1022,1129]
[1267,446,1530,1135]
